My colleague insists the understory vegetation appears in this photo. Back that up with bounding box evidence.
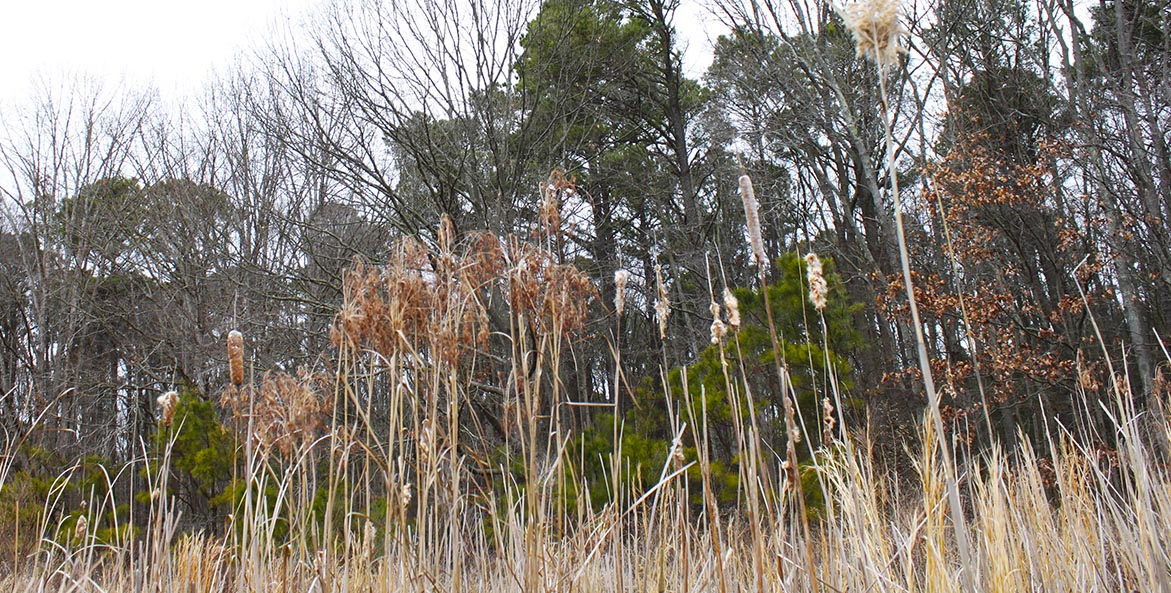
[1,0,1169,590]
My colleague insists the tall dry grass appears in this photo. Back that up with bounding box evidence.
[1,196,1170,593]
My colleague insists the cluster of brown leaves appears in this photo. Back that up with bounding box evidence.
[506,237,595,337]
[881,132,1112,433]
[332,214,596,365]
[221,369,331,456]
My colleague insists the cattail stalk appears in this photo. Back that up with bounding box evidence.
[738,170,819,590]
[842,0,975,584]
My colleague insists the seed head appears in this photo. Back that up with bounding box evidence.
[74,514,88,541]
[654,264,670,340]
[805,253,828,312]
[709,300,726,344]
[157,390,179,427]
[669,430,686,470]
[822,397,837,443]
[401,482,414,508]
[614,269,630,317]
[723,288,741,330]
[739,174,767,267]
[836,0,907,71]
[419,419,435,465]
[710,318,727,345]
[437,214,456,261]
[227,330,244,386]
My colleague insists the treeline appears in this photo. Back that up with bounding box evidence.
[0,0,1167,533]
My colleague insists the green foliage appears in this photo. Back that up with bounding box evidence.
[0,445,139,556]
[142,390,236,530]
[54,177,146,268]
[569,253,861,510]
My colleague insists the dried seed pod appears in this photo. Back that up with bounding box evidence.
[739,174,767,267]
[654,264,670,340]
[805,253,828,312]
[613,269,630,317]
[74,513,88,541]
[710,318,727,345]
[822,397,837,444]
[157,390,179,427]
[723,288,741,330]
[709,299,726,344]
[836,0,907,71]
[228,330,244,386]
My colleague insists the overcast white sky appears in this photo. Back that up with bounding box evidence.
[0,0,723,108]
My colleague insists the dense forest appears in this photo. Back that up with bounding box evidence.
[0,0,1169,586]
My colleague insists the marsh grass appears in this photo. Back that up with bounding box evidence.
[2,206,1170,593]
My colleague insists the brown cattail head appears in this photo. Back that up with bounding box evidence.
[228,330,244,386]
[739,174,767,268]
[74,513,88,541]
[669,429,686,470]
[805,253,828,312]
[540,171,567,237]
[654,264,671,340]
[614,269,630,317]
[723,288,741,330]
[157,390,179,427]
[836,0,907,71]
[822,396,837,444]
[437,214,456,254]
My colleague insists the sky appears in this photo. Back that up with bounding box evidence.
[0,0,723,109]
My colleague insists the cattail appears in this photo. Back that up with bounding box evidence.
[157,390,179,427]
[418,419,434,465]
[228,330,244,386]
[401,482,414,508]
[669,429,686,470]
[654,264,670,340]
[539,177,562,236]
[822,397,837,444]
[614,269,630,317]
[805,253,828,312]
[836,0,907,72]
[739,174,767,268]
[74,513,88,541]
[709,300,726,345]
[723,288,741,330]
[710,318,727,345]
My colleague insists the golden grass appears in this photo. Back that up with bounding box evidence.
[3,216,1169,593]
